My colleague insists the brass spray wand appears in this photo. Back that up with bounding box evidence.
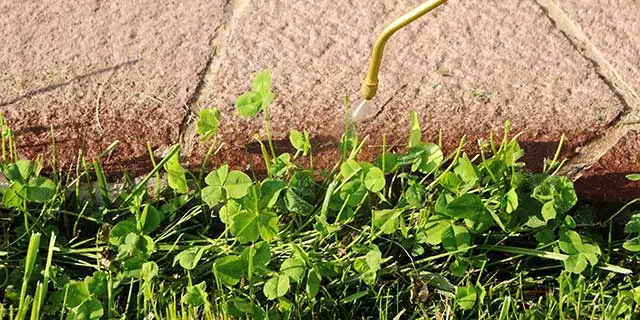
[352,0,448,122]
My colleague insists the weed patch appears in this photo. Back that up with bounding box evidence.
[1,71,640,319]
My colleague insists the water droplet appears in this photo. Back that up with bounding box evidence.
[351,99,377,123]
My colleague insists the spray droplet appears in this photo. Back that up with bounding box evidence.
[351,99,377,123]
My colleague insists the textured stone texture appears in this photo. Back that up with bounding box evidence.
[191,0,623,174]
[1,0,638,203]
[0,0,226,174]
[575,131,640,202]
[559,0,640,98]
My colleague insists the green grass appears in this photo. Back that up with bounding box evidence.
[1,70,640,319]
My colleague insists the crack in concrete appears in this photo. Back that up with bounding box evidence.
[177,0,251,158]
[178,46,218,146]
[535,0,640,180]
[373,84,408,120]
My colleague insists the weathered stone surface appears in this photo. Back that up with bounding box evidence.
[0,0,226,174]
[575,131,640,202]
[559,0,640,99]
[191,0,623,175]
[0,0,635,204]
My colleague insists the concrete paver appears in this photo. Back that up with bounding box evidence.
[1,0,638,202]
[0,0,226,174]
[191,0,623,174]
[559,0,640,99]
[575,130,640,202]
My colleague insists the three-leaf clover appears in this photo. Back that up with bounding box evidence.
[558,228,601,273]
[201,165,252,207]
[2,160,56,209]
[236,70,275,118]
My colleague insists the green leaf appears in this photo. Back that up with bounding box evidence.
[505,188,518,213]
[4,160,35,184]
[285,189,315,216]
[257,211,279,242]
[464,209,494,234]
[289,170,317,201]
[449,258,469,277]
[306,269,321,298]
[420,216,451,245]
[197,108,221,141]
[365,247,382,272]
[374,153,398,173]
[263,274,290,300]
[141,262,159,282]
[252,70,272,94]
[339,180,367,207]
[559,229,582,255]
[455,283,477,310]
[109,221,137,246]
[565,215,576,229]
[364,167,385,192]
[439,171,463,193]
[372,209,401,234]
[260,179,286,208]
[624,213,640,234]
[564,254,588,274]
[206,164,229,186]
[532,176,577,214]
[182,282,208,307]
[409,143,443,174]
[174,247,206,270]
[69,297,103,320]
[340,291,368,303]
[241,242,270,280]
[136,235,155,256]
[141,205,164,234]
[404,183,426,207]
[626,174,640,181]
[280,256,306,283]
[64,281,91,308]
[422,273,456,293]
[541,201,556,222]
[289,129,305,152]
[231,211,260,244]
[408,111,421,147]
[2,182,25,209]
[623,237,640,252]
[224,171,252,199]
[241,241,271,268]
[213,255,246,286]
[534,229,555,244]
[340,159,361,180]
[230,298,257,316]
[446,194,484,219]
[25,176,56,203]
[441,225,471,252]
[85,271,108,297]
[164,150,188,194]
[236,91,264,118]
[219,200,242,225]
[454,154,478,185]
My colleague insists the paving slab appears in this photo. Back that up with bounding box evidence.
[189,0,623,176]
[0,0,227,174]
[558,0,640,99]
[574,130,640,202]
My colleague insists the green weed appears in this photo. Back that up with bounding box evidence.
[0,72,640,319]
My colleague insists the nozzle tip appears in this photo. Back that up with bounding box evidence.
[361,80,378,100]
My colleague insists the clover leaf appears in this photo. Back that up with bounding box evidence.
[197,108,221,142]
